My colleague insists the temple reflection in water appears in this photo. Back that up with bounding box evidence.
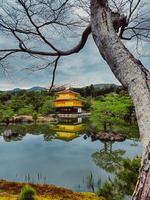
[1,118,85,142]
[54,118,84,141]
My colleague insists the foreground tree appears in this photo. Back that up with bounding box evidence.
[0,0,150,199]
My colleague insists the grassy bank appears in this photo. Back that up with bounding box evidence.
[0,180,105,200]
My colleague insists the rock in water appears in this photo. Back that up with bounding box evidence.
[91,131,126,142]
[3,129,17,137]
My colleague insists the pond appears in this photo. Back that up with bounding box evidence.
[0,118,142,193]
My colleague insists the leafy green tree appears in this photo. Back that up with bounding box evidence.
[116,157,141,195]
[17,90,27,96]
[85,86,91,97]
[84,99,92,111]
[0,108,14,125]
[90,93,134,128]
[90,84,95,97]
[40,100,54,116]
[97,178,124,200]
[32,112,38,124]
[97,157,141,199]
[18,106,34,115]
[0,93,12,104]
[10,97,25,113]
[25,92,43,112]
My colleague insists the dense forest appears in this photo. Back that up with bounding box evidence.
[0,85,136,126]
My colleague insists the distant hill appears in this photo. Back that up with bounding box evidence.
[77,83,120,90]
[0,84,121,93]
[0,86,47,93]
[27,86,47,92]
[92,83,120,89]
[70,83,123,97]
[11,88,22,93]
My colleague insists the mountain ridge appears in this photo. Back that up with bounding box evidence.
[0,84,121,93]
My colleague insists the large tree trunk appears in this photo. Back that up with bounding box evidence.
[90,0,150,199]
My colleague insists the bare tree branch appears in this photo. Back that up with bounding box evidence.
[0,24,91,57]
[0,0,150,87]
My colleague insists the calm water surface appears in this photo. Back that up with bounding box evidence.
[0,122,142,192]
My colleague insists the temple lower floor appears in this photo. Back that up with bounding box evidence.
[56,107,82,114]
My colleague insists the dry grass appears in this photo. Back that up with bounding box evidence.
[0,180,105,200]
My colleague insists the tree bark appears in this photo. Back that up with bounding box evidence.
[90,0,150,199]
[132,142,150,200]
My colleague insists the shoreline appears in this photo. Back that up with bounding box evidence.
[0,180,105,200]
[0,115,56,124]
[0,113,91,125]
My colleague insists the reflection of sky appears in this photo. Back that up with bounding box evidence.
[0,133,142,191]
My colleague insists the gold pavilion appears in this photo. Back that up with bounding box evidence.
[53,90,83,113]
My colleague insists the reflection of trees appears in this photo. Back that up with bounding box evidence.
[0,124,56,141]
[102,141,113,152]
[2,128,26,142]
[43,134,56,141]
[16,172,47,184]
[3,134,25,142]
[0,122,84,142]
[92,141,125,173]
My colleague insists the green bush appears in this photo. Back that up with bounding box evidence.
[97,178,123,200]
[0,108,14,124]
[32,112,38,124]
[40,100,54,116]
[19,185,36,200]
[18,106,34,115]
[84,99,92,111]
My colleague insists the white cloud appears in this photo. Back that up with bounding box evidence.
[0,0,149,90]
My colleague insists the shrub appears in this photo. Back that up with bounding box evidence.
[32,112,38,124]
[97,178,123,200]
[84,99,92,111]
[19,185,36,200]
[18,106,34,115]
[0,108,14,124]
[97,157,141,199]
[40,100,54,116]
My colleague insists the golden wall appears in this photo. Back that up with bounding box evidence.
[54,100,82,107]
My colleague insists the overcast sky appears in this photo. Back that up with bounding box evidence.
[0,0,150,90]
[1,35,149,91]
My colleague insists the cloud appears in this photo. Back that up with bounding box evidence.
[0,33,121,90]
[1,32,149,90]
[53,36,120,87]
[0,0,149,90]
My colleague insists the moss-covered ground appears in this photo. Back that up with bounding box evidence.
[0,180,105,200]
